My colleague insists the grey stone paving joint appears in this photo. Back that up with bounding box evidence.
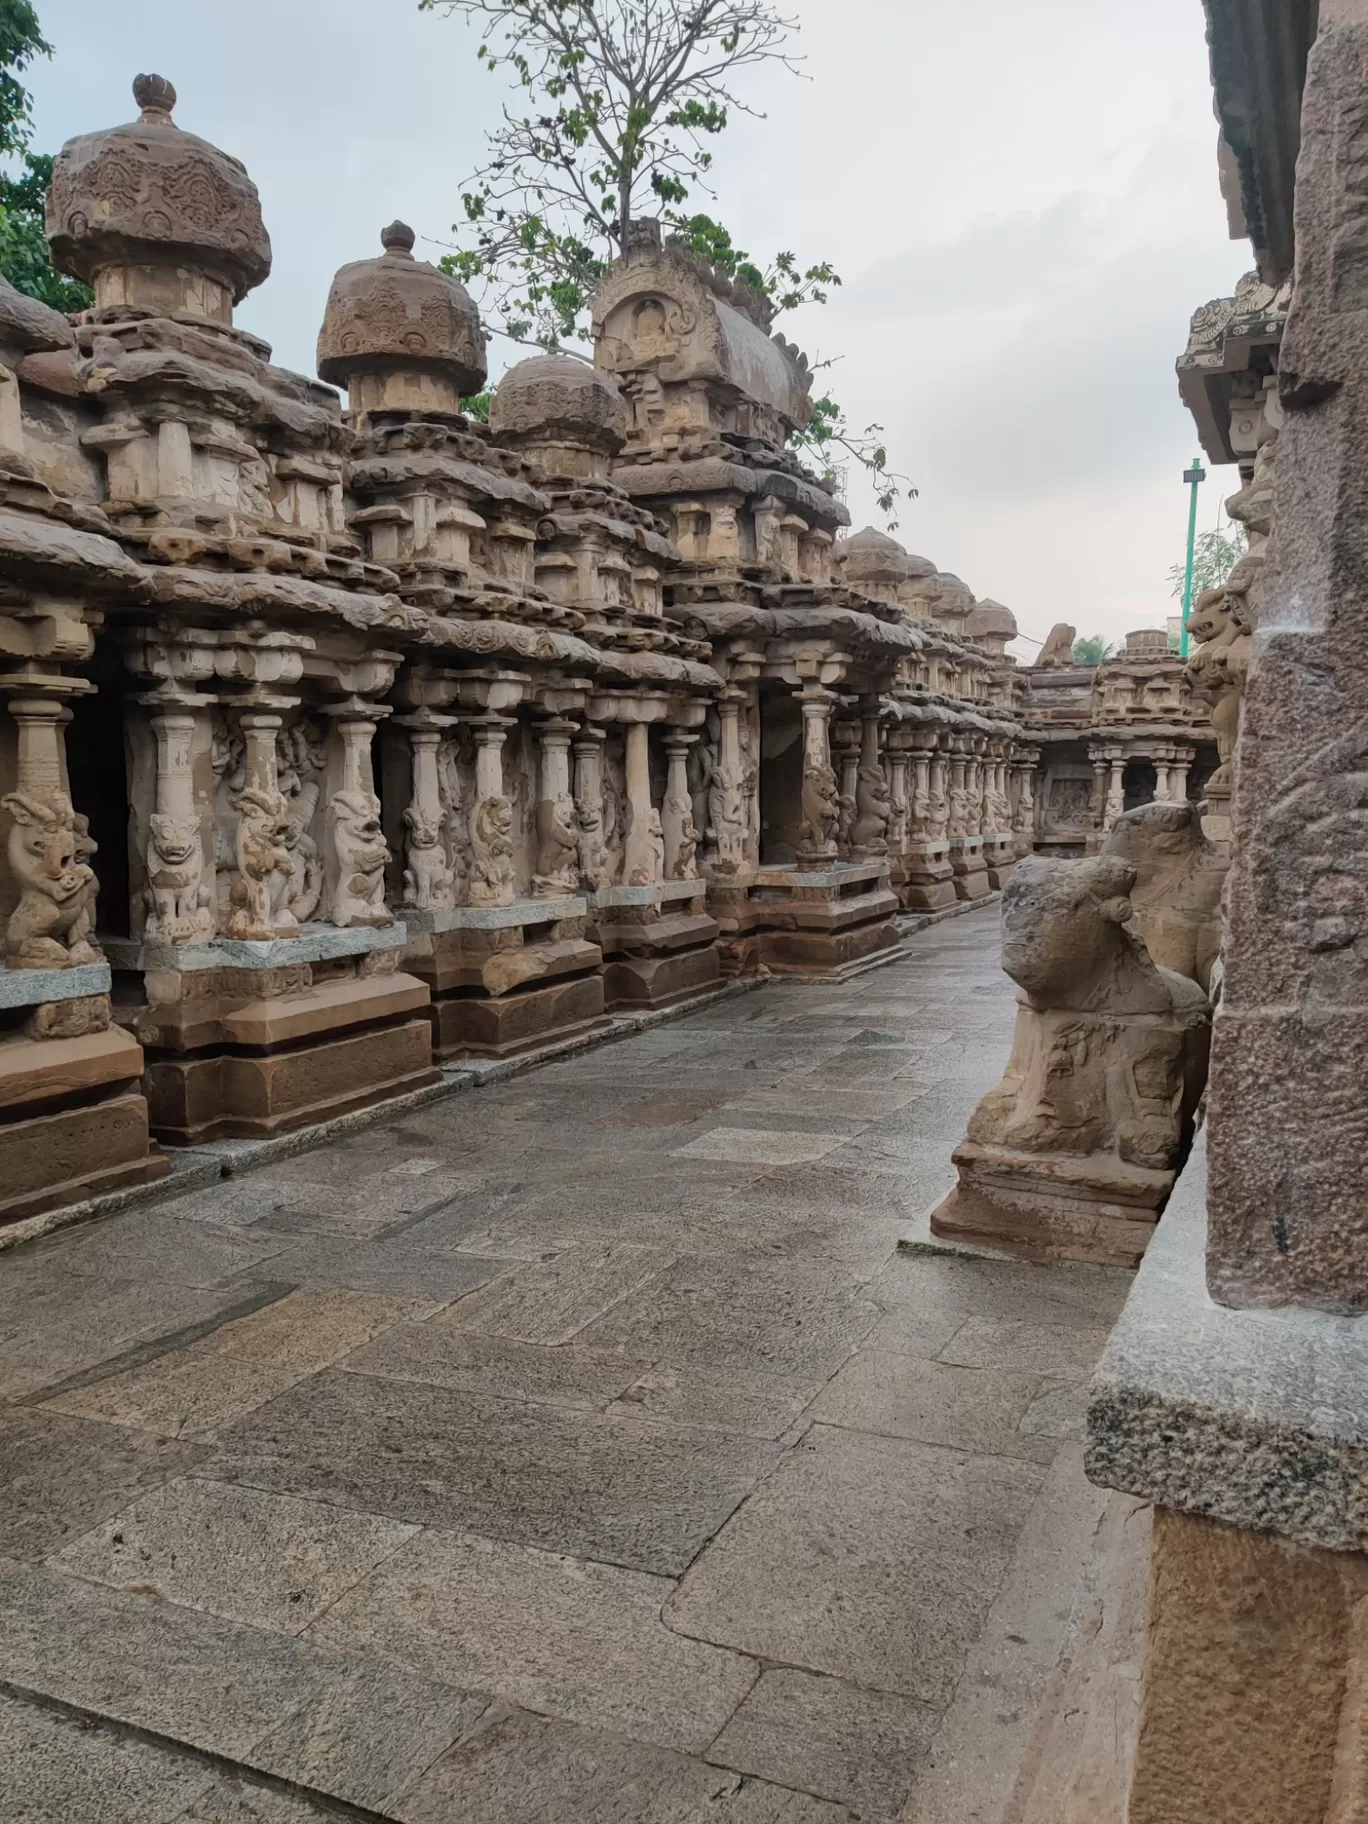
[0,903,1132,1823]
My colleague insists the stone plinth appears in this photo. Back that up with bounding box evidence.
[115,923,438,1145]
[1086,1135,1368,1821]
[708,861,901,980]
[0,975,168,1225]
[402,898,607,1060]
[982,832,1016,891]
[589,878,721,1012]
[948,835,992,901]
[895,839,957,913]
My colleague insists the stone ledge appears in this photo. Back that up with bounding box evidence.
[1085,1127,1368,1552]
[0,962,111,1009]
[105,923,407,973]
[403,897,585,932]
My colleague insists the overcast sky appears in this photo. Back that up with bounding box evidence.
[29,0,1249,657]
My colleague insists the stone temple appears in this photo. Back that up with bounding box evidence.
[0,3,1361,1819]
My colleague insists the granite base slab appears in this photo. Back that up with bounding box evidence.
[1086,1128,1368,1552]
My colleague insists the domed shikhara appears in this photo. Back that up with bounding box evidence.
[966,599,1019,641]
[317,220,486,413]
[490,354,631,456]
[46,75,271,320]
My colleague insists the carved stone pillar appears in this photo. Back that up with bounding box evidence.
[850,706,890,858]
[947,742,969,839]
[622,720,662,886]
[886,744,910,855]
[833,719,860,856]
[1089,747,1109,827]
[468,715,516,907]
[397,709,456,912]
[143,700,215,941]
[1171,748,1192,804]
[708,688,749,875]
[573,725,609,892]
[532,718,579,898]
[927,741,950,839]
[908,740,932,838]
[2,689,99,968]
[1104,751,1126,831]
[796,685,840,864]
[324,701,392,929]
[662,732,699,880]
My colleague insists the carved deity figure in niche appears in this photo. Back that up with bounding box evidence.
[469,795,516,906]
[227,785,292,942]
[576,793,612,893]
[533,794,580,897]
[328,790,391,927]
[277,722,325,924]
[2,788,100,968]
[947,772,970,839]
[925,761,948,839]
[798,761,841,856]
[437,737,470,902]
[931,854,1211,1267]
[145,814,213,942]
[851,762,892,852]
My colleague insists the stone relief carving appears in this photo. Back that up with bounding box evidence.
[533,793,580,897]
[469,794,516,906]
[798,761,841,856]
[2,788,100,968]
[144,812,213,942]
[1103,800,1227,993]
[328,789,391,927]
[933,854,1211,1265]
[227,785,292,942]
[851,761,892,852]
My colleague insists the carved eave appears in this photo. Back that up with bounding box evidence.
[347,449,549,515]
[79,347,352,455]
[1177,275,1289,464]
[611,454,847,531]
[0,508,147,598]
[140,563,418,638]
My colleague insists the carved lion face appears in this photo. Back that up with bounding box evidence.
[149,815,199,864]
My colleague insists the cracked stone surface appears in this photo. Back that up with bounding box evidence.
[0,908,1132,1822]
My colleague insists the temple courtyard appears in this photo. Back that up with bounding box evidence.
[0,906,1135,1823]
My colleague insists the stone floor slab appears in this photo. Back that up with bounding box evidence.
[811,1353,1053,1464]
[440,1242,676,1344]
[55,1476,417,1633]
[243,1234,518,1303]
[666,1425,1044,1705]
[0,1690,216,1824]
[250,1662,490,1812]
[201,1367,781,1574]
[708,1666,939,1818]
[342,1323,647,1409]
[0,1406,206,1561]
[937,1317,1112,1382]
[0,1557,329,1761]
[671,1128,853,1166]
[31,1210,291,1290]
[611,1362,824,1439]
[392,1708,741,1823]
[306,1527,759,1754]
[43,1347,310,1442]
[579,1254,879,1379]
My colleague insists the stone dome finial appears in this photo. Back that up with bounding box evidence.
[380,220,416,257]
[317,222,487,410]
[46,73,271,318]
[132,73,176,117]
[490,354,630,458]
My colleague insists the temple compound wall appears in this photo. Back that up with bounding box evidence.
[0,76,1043,1228]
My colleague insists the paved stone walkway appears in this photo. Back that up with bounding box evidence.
[0,904,1132,1823]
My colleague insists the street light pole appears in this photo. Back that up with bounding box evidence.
[1179,457,1206,656]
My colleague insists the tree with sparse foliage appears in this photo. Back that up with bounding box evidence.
[419,0,912,523]
[1072,634,1114,666]
[0,1,91,311]
[1167,517,1247,602]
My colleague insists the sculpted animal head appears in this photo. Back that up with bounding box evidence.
[403,805,442,848]
[1103,800,1198,863]
[1186,585,1231,649]
[3,789,80,885]
[1000,854,1137,1002]
[149,814,199,865]
[476,795,514,842]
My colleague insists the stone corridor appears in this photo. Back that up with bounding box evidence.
[0,905,1133,1823]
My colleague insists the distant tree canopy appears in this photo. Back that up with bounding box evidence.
[419,0,911,523]
[1167,520,1248,602]
[1072,634,1114,666]
[0,0,92,311]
